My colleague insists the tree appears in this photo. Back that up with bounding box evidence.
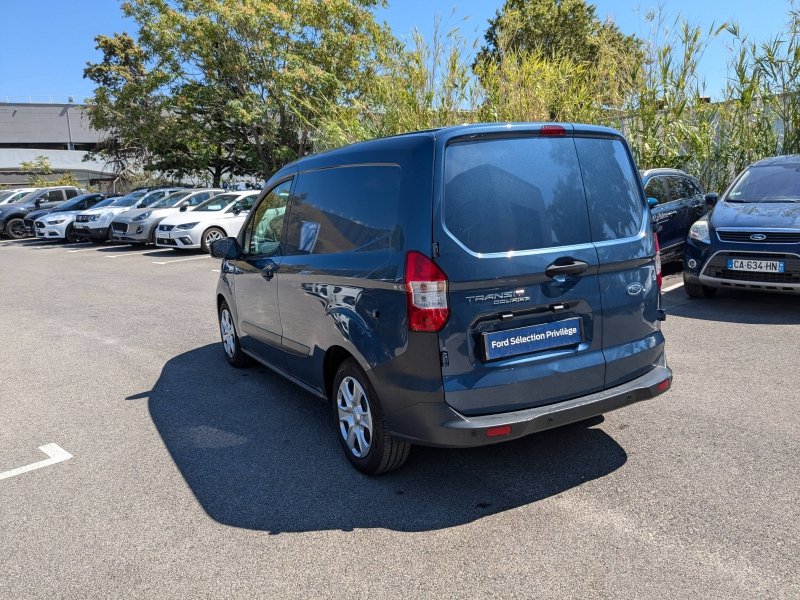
[83,33,168,179]
[20,156,82,188]
[120,0,393,181]
[477,0,640,68]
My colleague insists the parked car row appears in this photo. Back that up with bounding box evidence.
[0,185,263,253]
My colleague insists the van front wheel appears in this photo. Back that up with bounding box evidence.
[333,358,410,475]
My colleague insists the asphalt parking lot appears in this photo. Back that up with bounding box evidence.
[1,238,798,598]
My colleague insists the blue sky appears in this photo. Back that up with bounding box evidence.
[0,0,793,102]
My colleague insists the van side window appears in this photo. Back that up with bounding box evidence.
[644,177,669,205]
[575,137,645,242]
[444,137,591,254]
[285,166,400,255]
[246,180,292,256]
[65,189,78,199]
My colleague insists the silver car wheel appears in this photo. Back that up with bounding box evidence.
[205,229,223,246]
[220,308,236,358]
[337,376,373,458]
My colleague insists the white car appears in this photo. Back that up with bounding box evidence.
[0,188,38,205]
[155,190,260,252]
[74,188,183,243]
[33,194,117,242]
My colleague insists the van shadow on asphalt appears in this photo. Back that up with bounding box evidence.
[142,343,627,533]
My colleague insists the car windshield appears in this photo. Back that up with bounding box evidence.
[193,193,241,212]
[52,195,95,212]
[111,190,148,207]
[93,198,116,209]
[727,164,800,203]
[150,191,191,208]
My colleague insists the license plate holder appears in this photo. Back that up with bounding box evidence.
[482,317,583,361]
[157,233,169,239]
[726,258,785,273]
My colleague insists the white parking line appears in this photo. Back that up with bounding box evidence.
[662,281,684,292]
[68,247,99,253]
[0,444,72,481]
[153,256,209,265]
[105,251,152,258]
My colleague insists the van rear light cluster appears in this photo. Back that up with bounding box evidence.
[405,251,450,332]
[655,233,663,290]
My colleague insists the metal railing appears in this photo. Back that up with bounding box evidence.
[0,95,82,104]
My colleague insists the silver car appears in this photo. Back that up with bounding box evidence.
[110,189,223,244]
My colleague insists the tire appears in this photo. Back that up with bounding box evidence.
[684,278,717,299]
[64,223,80,244]
[219,300,252,368]
[201,227,225,253]
[332,358,410,475]
[5,218,27,239]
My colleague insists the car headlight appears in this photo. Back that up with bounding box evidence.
[176,222,199,230]
[133,211,152,221]
[46,219,66,225]
[88,214,101,222]
[689,219,710,243]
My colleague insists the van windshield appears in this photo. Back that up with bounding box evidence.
[444,137,591,254]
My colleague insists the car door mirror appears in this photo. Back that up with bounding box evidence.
[210,237,240,259]
[34,199,41,209]
[232,206,242,216]
[179,205,188,212]
[647,197,659,208]
[704,193,718,209]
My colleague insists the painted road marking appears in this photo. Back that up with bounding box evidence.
[68,247,99,253]
[153,256,209,265]
[0,444,72,481]
[662,282,685,292]
[106,251,152,258]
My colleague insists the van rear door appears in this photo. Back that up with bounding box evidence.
[573,130,664,388]
[431,126,605,416]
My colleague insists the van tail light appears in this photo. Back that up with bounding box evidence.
[655,233,663,290]
[405,251,449,332]
[539,125,566,136]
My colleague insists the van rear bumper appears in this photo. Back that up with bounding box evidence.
[387,355,672,448]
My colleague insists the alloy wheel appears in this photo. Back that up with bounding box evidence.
[205,229,223,246]
[220,308,236,358]
[337,376,374,458]
[7,220,26,239]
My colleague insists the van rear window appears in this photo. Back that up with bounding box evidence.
[443,137,591,254]
[574,137,645,241]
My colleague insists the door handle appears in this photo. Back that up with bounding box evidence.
[545,258,589,279]
[665,211,678,218]
[261,261,279,281]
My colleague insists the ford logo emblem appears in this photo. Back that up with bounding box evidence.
[627,282,644,296]
[750,233,767,241]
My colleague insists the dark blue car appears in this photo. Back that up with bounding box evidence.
[683,155,800,298]
[641,168,708,263]
[211,123,673,474]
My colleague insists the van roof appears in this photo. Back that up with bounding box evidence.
[275,122,623,181]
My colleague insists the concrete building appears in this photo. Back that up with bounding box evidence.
[0,102,115,188]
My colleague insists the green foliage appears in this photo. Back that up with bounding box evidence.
[477,0,641,67]
[19,156,82,188]
[20,156,53,187]
[119,0,392,181]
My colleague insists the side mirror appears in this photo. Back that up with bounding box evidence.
[705,193,718,210]
[34,199,41,209]
[232,206,242,216]
[179,206,188,212]
[647,197,659,208]
[210,237,240,260]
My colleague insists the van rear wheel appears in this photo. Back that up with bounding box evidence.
[332,358,410,475]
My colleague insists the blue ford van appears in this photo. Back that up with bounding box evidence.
[211,123,673,474]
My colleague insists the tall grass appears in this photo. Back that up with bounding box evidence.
[308,5,800,193]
